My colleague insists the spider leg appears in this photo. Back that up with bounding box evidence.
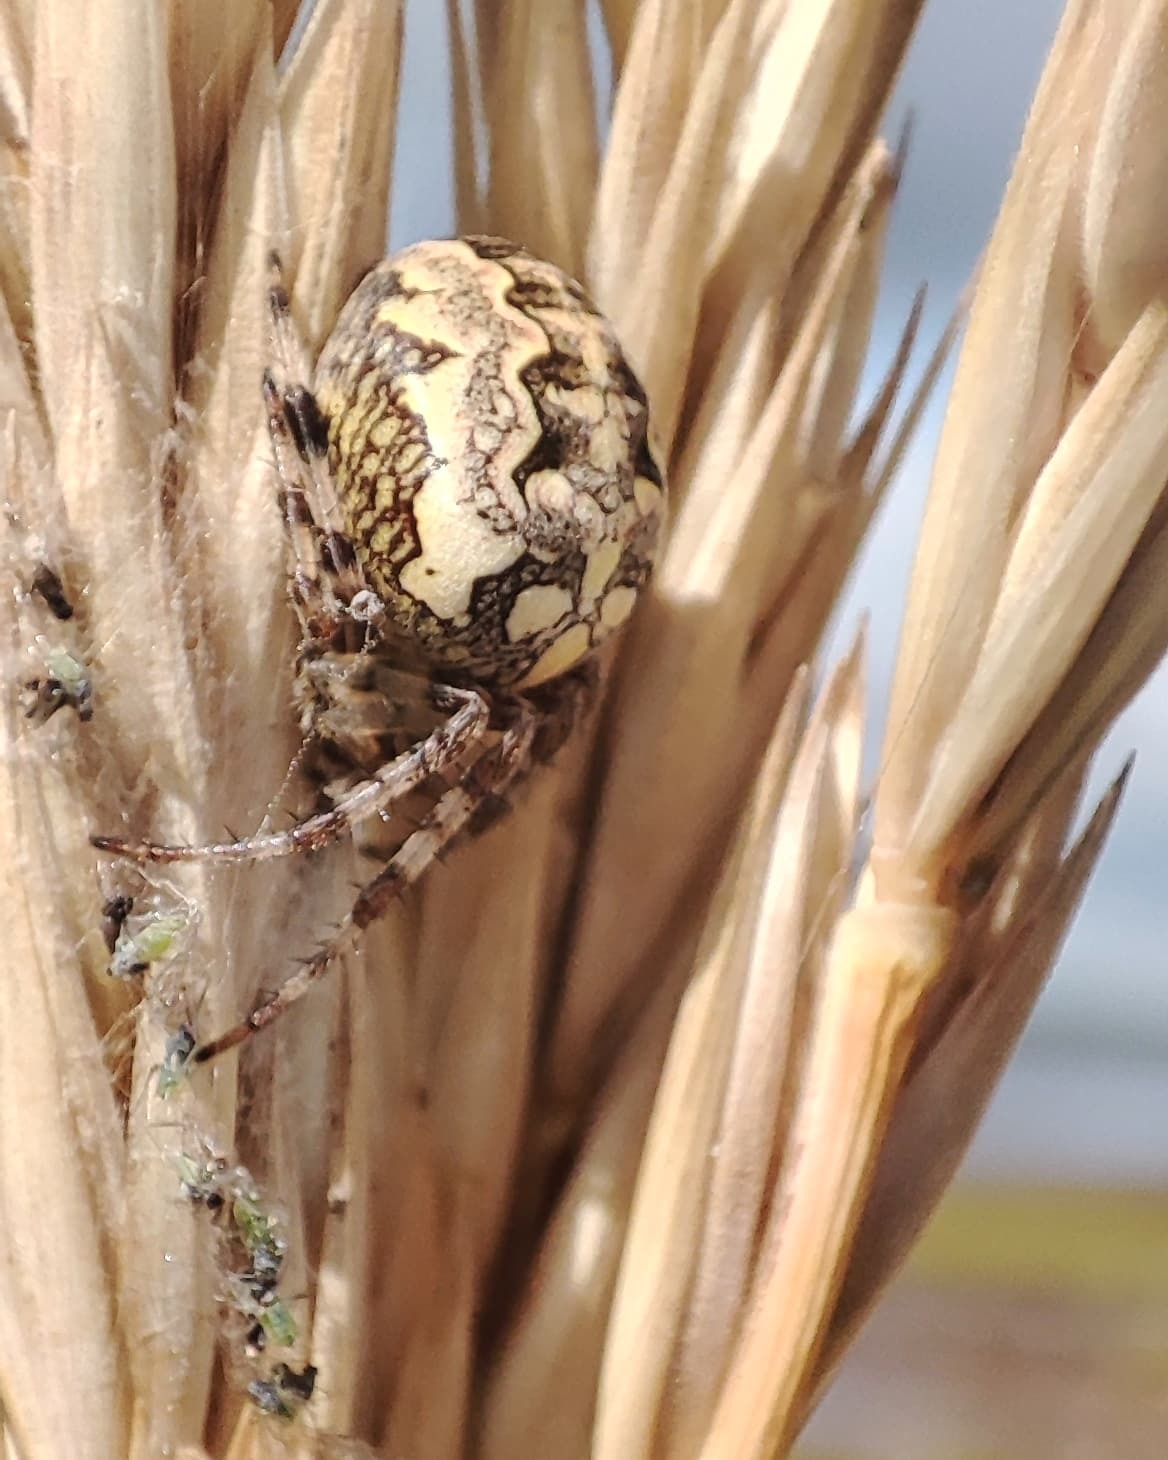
[265,255,371,642]
[191,708,538,1064]
[91,683,490,865]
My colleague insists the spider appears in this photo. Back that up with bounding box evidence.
[94,236,665,1064]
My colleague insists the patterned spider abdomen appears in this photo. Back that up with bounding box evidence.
[312,236,665,688]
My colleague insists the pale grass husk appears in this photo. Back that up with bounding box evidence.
[0,2,1162,1459]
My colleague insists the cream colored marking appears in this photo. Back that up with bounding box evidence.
[370,415,402,449]
[336,408,362,463]
[506,585,573,642]
[581,539,620,603]
[634,475,663,517]
[400,466,524,620]
[589,416,627,474]
[573,493,604,541]
[600,586,637,631]
[473,421,503,453]
[492,389,518,422]
[397,441,425,474]
[379,247,548,531]
[579,328,614,380]
[525,469,575,517]
[544,381,605,424]
[518,622,592,688]
[574,384,607,422]
[369,513,398,563]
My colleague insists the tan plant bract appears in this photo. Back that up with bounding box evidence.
[0,2,1162,1459]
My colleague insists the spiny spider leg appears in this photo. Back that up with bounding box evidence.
[263,368,341,638]
[92,683,490,865]
[265,255,370,637]
[191,708,538,1064]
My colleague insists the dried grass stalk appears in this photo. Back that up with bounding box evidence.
[0,2,1161,1459]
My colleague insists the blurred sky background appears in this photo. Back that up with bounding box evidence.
[389,0,1166,1189]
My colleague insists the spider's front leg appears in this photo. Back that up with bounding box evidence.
[263,253,371,643]
[90,678,491,865]
[190,701,539,1064]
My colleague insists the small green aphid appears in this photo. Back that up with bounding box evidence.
[110,911,188,978]
[232,1191,288,1264]
[23,645,92,723]
[255,1298,298,1351]
[157,1025,197,1099]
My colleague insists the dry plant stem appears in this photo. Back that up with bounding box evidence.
[592,0,765,454]
[592,670,809,1460]
[3,1,400,1455]
[29,9,217,1456]
[0,4,32,368]
[870,0,1168,895]
[911,298,1168,866]
[796,0,1168,1428]
[0,543,126,1458]
[483,0,598,278]
[443,8,952,1456]
[169,1,300,296]
[280,0,403,344]
[416,773,565,1275]
[7,1,1163,1457]
[477,941,694,1460]
[698,902,953,1460]
[551,139,909,1121]
[31,2,184,783]
[978,501,1168,857]
[447,0,486,235]
[594,639,868,1460]
[663,656,860,1459]
[962,0,1168,857]
[1079,0,1168,365]
[603,0,1168,1449]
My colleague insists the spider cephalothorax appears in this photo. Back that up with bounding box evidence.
[95,236,665,1061]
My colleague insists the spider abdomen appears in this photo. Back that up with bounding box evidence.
[313,236,665,688]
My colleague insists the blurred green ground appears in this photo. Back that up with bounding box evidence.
[796,1186,1168,1460]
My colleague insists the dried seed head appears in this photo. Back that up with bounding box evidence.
[313,235,666,688]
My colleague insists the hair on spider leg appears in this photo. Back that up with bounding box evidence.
[186,713,542,1064]
[93,694,494,868]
